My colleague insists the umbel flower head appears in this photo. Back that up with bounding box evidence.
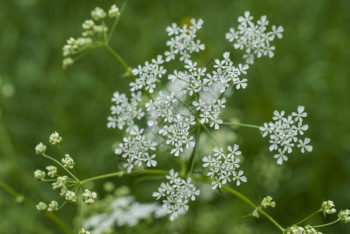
[153,169,200,221]
[260,106,313,165]
[226,11,284,64]
[203,145,247,189]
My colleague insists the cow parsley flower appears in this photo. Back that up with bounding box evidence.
[107,91,144,131]
[131,55,166,93]
[158,114,196,156]
[115,127,158,173]
[260,106,312,165]
[153,169,200,221]
[226,11,283,64]
[164,18,205,62]
[203,145,247,189]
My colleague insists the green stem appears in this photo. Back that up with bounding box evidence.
[80,169,168,184]
[80,169,284,232]
[201,123,220,147]
[0,116,17,163]
[104,44,131,75]
[295,209,321,226]
[313,219,340,228]
[185,126,202,175]
[223,122,260,129]
[42,153,80,182]
[186,175,285,232]
[0,181,72,234]
[107,0,128,43]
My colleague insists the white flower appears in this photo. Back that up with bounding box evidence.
[115,131,158,173]
[153,169,199,221]
[164,18,205,62]
[297,138,313,153]
[227,11,283,64]
[232,170,247,186]
[260,107,312,164]
[203,145,246,189]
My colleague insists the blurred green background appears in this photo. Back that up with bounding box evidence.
[1,0,349,233]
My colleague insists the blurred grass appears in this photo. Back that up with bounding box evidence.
[0,0,349,233]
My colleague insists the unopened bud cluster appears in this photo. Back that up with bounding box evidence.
[62,4,120,69]
[286,225,322,234]
[34,131,97,211]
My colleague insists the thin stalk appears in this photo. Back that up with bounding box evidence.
[201,123,220,147]
[0,181,72,234]
[104,44,131,75]
[107,0,128,43]
[313,219,340,228]
[185,126,202,175]
[295,209,321,226]
[80,169,284,232]
[223,122,260,129]
[80,169,169,184]
[42,153,80,182]
[190,175,285,232]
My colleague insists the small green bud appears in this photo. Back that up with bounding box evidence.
[252,208,259,218]
[35,142,47,155]
[62,154,75,169]
[34,169,46,180]
[338,209,350,223]
[82,189,97,204]
[48,200,59,211]
[78,228,90,234]
[321,200,336,214]
[65,190,76,202]
[91,7,106,21]
[49,132,62,145]
[36,201,47,211]
[261,196,276,208]
[52,176,68,190]
[62,57,74,70]
[108,4,120,18]
[46,165,58,178]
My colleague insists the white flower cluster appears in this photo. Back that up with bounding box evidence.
[226,11,284,64]
[145,91,176,126]
[203,145,247,189]
[62,4,120,69]
[260,106,313,165]
[158,114,196,156]
[115,128,158,173]
[131,55,167,93]
[107,91,144,131]
[153,169,200,221]
[83,196,167,233]
[164,18,205,62]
